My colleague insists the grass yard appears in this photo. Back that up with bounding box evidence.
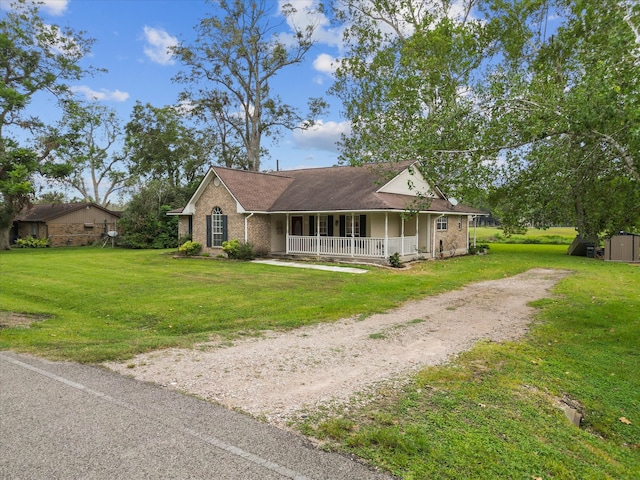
[474,226,577,245]
[1,245,639,478]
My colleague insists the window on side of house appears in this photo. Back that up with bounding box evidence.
[458,217,462,230]
[437,216,448,231]
[212,206,225,247]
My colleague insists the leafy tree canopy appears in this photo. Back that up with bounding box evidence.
[172,0,327,171]
[124,102,212,189]
[118,180,197,249]
[55,101,127,207]
[331,0,640,240]
[0,0,98,249]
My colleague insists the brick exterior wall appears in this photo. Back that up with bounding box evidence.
[177,217,190,240]
[190,178,271,255]
[47,222,117,247]
[15,210,119,247]
[246,214,271,255]
[434,215,468,257]
[180,174,472,260]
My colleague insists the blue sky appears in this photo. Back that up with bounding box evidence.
[1,0,349,172]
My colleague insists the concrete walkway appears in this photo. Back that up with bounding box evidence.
[252,259,368,274]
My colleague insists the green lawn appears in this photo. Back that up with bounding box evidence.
[1,245,638,478]
[474,226,577,245]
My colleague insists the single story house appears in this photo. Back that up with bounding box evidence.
[12,202,121,247]
[169,161,486,262]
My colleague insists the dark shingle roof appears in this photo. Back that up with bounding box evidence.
[15,203,121,222]
[268,162,412,211]
[210,162,484,214]
[214,167,294,211]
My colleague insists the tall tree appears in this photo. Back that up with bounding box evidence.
[480,0,640,238]
[124,102,212,188]
[331,0,640,240]
[331,0,492,200]
[0,0,97,249]
[173,0,327,171]
[56,101,127,207]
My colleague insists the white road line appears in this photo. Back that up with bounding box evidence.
[0,353,312,480]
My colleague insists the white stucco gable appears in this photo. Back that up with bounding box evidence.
[376,163,437,198]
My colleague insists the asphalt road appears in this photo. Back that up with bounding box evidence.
[0,351,393,480]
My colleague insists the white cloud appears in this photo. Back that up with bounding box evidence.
[313,53,340,75]
[0,0,68,15]
[291,120,351,152]
[142,26,178,66]
[70,86,130,102]
[312,53,341,84]
[39,23,84,59]
[277,0,344,49]
[40,0,68,16]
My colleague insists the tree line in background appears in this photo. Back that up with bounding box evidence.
[0,0,324,249]
[1,0,638,250]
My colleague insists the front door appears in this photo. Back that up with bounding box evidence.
[291,216,303,236]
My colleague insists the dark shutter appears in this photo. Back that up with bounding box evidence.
[222,215,228,242]
[188,216,193,236]
[359,215,367,237]
[206,215,212,247]
[327,215,334,236]
[309,215,315,236]
[339,215,346,237]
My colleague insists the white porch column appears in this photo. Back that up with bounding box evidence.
[384,212,389,256]
[401,217,405,256]
[286,213,290,254]
[317,214,320,256]
[432,214,437,258]
[416,214,419,254]
[426,213,431,256]
[350,213,355,257]
[473,216,477,247]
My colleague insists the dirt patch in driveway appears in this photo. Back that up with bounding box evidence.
[105,268,570,427]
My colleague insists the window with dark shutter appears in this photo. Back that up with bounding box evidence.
[309,215,315,236]
[222,214,228,243]
[206,215,212,247]
[359,215,367,237]
[212,206,225,246]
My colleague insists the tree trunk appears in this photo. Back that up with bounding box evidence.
[0,225,12,250]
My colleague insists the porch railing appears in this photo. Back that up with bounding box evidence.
[287,235,418,258]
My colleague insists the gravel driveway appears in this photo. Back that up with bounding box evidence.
[105,268,570,427]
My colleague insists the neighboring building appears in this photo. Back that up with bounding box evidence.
[169,161,486,263]
[12,203,120,247]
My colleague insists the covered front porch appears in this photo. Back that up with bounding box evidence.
[287,235,419,259]
[274,211,434,261]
